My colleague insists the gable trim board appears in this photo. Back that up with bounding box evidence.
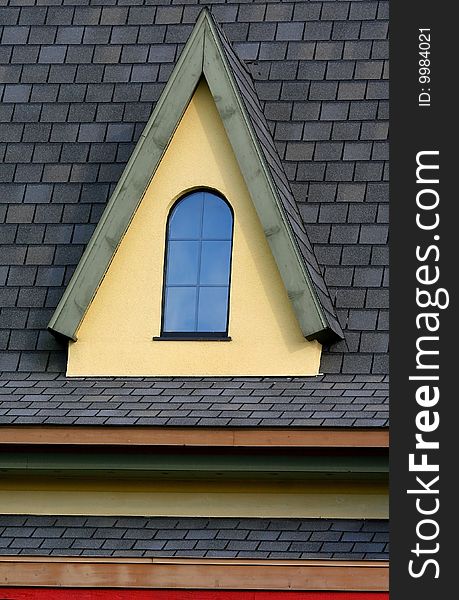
[0,557,389,591]
[47,9,342,347]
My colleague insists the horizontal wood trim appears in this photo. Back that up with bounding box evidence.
[0,427,389,448]
[0,557,389,591]
[0,591,390,600]
[0,489,388,520]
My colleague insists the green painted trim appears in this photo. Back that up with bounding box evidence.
[0,451,388,479]
[202,23,327,338]
[48,10,334,342]
[48,16,205,340]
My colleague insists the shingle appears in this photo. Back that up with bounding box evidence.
[119,45,148,64]
[44,7,73,26]
[292,103,321,121]
[296,164,326,183]
[360,21,389,40]
[348,204,377,223]
[285,142,314,162]
[355,61,384,80]
[0,352,20,372]
[38,46,67,64]
[0,65,21,83]
[320,102,349,121]
[275,122,303,141]
[6,205,34,224]
[349,101,378,121]
[360,333,389,353]
[27,25,57,45]
[343,142,372,161]
[287,42,315,61]
[3,85,31,103]
[332,122,361,140]
[319,204,348,223]
[343,41,372,60]
[261,4,291,22]
[372,142,389,161]
[248,22,276,43]
[276,22,304,42]
[366,81,389,100]
[325,267,353,287]
[110,26,139,45]
[55,27,83,45]
[131,65,159,83]
[297,61,326,81]
[341,246,371,266]
[25,246,55,265]
[36,267,65,287]
[309,81,338,101]
[354,267,383,287]
[372,41,389,60]
[366,289,389,309]
[104,65,133,83]
[350,2,379,20]
[0,124,23,143]
[137,25,166,45]
[100,7,128,26]
[5,144,34,164]
[155,6,183,25]
[361,122,389,141]
[332,22,361,41]
[338,81,367,100]
[304,22,332,41]
[359,225,388,244]
[326,163,354,181]
[17,352,48,372]
[342,355,373,374]
[302,122,332,141]
[269,61,297,82]
[165,25,193,44]
[128,7,156,26]
[292,2,321,20]
[0,8,20,26]
[77,124,106,143]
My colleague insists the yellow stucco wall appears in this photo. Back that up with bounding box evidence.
[68,80,321,376]
[0,478,388,519]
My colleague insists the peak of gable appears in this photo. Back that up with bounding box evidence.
[48,9,342,346]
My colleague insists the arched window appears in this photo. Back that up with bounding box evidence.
[161,190,233,338]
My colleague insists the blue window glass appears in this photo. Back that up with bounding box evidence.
[162,191,233,336]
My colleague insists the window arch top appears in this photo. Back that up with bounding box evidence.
[162,190,233,337]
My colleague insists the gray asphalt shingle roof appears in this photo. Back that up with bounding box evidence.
[0,373,388,427]
[0,0,389,378]
[0,515,389,560]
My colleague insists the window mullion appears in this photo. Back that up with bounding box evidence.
[194,193,206,332]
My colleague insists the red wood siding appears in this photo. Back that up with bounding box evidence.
[0,591,389,599]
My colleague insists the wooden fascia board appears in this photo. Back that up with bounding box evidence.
[47,14,206,340]
[0,427,389,448]
[0,451,388,477]
[0,557,389,591]
[203,21,327,339]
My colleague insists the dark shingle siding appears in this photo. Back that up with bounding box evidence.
[0,373,388,427]
[0,515,388,560]
[0,1,388,375]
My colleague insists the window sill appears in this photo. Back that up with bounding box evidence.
[153,336,232,342]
